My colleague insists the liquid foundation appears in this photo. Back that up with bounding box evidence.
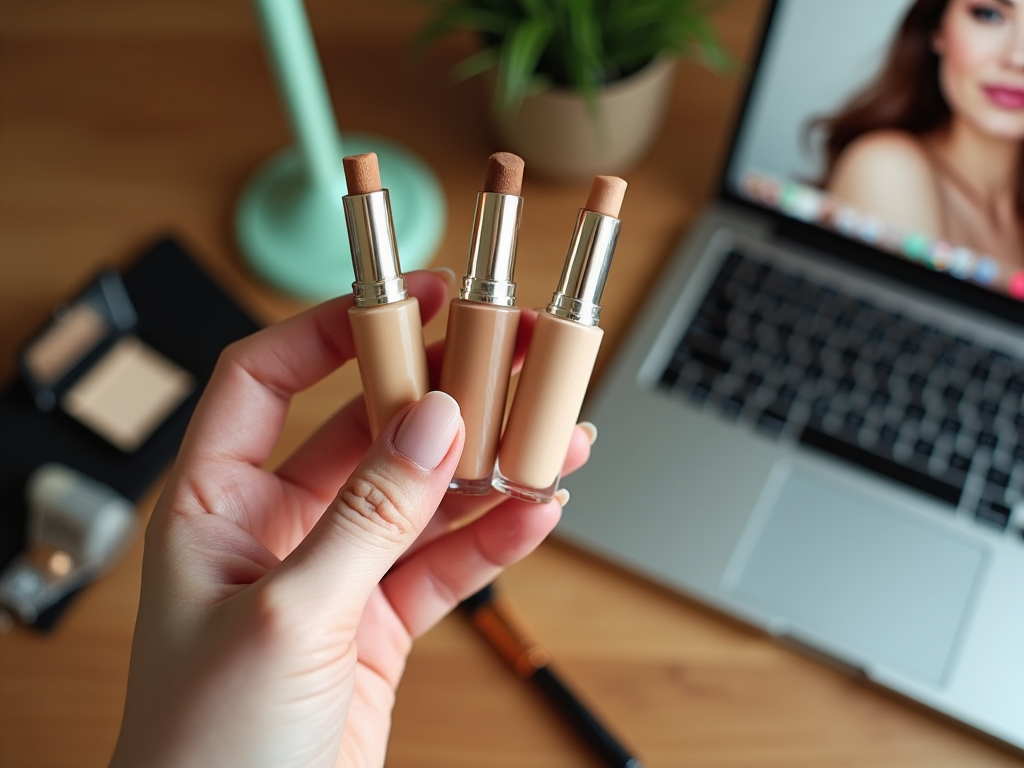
[342,153,430,439]
[439,153,525,494]
[493,176,627,503]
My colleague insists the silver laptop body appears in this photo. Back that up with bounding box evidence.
[558,0,1024,750]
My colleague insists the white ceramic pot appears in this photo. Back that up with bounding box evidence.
[493,58,675,182]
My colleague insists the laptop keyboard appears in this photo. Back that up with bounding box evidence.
[659,249,1024,536]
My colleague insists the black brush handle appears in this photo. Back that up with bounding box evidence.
[531,665,642,768]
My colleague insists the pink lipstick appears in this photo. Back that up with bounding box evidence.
[983,85,1024,110]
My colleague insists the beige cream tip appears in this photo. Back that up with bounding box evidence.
[584,175,627,218]
[343,153,382,195]
[483,152,525,196]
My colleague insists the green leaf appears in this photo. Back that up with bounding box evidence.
[414,6,515,50]
[494,16,553,116]
[451,47,500,80]
[414,0,736,119]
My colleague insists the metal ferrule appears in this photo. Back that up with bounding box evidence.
[459,192,522,307]
[343,189,408,307]
[546,209,621,327]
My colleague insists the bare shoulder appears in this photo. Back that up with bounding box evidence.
[827,130,943,235]
[833,130,934,181]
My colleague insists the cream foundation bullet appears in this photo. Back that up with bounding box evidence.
[343,153,430,439]
[439,153,525,494]
[493,175,627,503]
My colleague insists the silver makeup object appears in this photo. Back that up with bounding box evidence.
[0,464,137,627]
[546,208,621,327]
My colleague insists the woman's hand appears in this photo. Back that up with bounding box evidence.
[109,271,592,768]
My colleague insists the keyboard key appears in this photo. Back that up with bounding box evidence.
[678,342,732,375]
[977,431,999,448]
[987,467,1011,488]
[869,390,891,407]
[689,380,712,403]
[879,424,901,446]
[905,403,926,421]
[975,499,1011,530]
[845,411,866,430]
[721,395,745,418]
[800,425,963,505]
[949,453,972,473]
[914,439,934,458]
[979,400,1000,417]
[943,385,963,403]
[756,409,788,437]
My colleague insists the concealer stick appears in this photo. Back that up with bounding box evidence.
[342,153,430,438]
[493,176,627,503]
[439,153,524,494]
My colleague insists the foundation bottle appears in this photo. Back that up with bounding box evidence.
[493,176,627,503]
[342,153,430,439]
[439,153,525,494]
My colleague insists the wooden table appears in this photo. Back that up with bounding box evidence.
[0,1,1018,766]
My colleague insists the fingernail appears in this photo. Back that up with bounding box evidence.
[578,422,598,446]
[394,391,462,470]
[554,489,570,507]
[430,267,457,286]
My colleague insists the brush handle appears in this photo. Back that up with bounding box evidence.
[532,665,642,768]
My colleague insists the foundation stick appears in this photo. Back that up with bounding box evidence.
[439,152,525,494]
[342,152,429,438]
[493,175,626,503]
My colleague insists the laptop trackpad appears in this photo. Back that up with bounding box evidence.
[725,463,986,686]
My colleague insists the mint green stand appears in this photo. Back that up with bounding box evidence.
[237,0,445,300]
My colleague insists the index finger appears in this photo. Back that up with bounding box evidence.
[178,271,450,467]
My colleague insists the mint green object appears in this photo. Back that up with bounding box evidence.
[237,0,446,300]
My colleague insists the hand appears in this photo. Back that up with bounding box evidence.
[109,271,593,768]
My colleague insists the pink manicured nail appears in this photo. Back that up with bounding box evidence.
[394,391,461,469]
[429,267,457,286]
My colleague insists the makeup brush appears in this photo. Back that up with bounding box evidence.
[459,582,643,768]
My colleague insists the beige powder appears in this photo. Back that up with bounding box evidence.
[25,303,108,385]
[61,336,195,452]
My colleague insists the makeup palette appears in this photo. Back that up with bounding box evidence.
[2,236,262,631]
[19,270,196,453]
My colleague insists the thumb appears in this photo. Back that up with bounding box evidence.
[269,391,463,625]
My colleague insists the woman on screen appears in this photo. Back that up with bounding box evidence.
[817,0,1023,279]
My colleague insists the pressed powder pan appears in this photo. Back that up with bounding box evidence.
[19,270,195,452]
[61,335,195,452]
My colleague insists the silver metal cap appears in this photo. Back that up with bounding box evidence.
[460,192,522,307]
[343,189,408,307]
[547,209,621,326]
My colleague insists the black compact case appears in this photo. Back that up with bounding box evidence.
[0,236,261,629]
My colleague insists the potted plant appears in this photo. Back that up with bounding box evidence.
[418,0,731,180]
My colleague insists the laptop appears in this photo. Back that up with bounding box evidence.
[557,0,1024,750]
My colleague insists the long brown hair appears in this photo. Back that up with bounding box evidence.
[814,0,1024,215]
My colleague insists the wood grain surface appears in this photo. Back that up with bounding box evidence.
[0,1,1018,766]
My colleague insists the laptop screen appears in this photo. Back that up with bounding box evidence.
[724,0,1024,303]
